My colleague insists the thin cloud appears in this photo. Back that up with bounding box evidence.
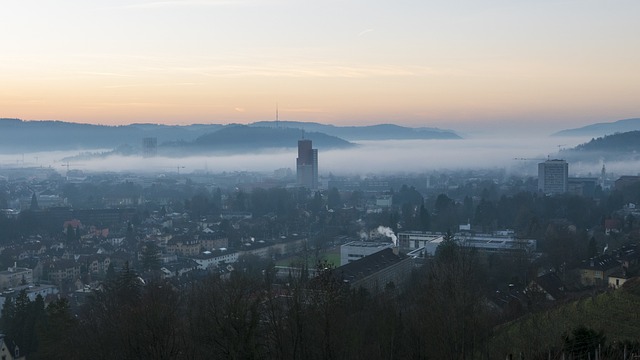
[77,71,135,77]
[282,107,324,113]
[120,0,243,9]
[102,82,201,89]
[63,53,458,79]
[195,63,444,78]
[357,29,374,37]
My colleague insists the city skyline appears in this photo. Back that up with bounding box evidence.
[1,0,639,135]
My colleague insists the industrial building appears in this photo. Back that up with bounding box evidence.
[340,241,395,266]
[399,231,536,257]
[334,248,413,293]
[397,231,444,251]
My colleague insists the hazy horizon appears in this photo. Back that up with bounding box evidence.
[3,135,631,178]
[2,115,636,139]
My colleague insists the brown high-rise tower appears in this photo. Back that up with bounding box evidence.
[296,138,318,189]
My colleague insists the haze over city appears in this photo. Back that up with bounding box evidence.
[0,136,603,175]
[2,0,639,134]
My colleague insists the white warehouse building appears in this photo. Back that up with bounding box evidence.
[400,231,536,257]
[340,241,395,266]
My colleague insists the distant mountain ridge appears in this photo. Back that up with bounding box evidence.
[552,118,640,137]
[0,118,224,152]
[167,125,353,154]
[62,125,354,160]
[0,118,459,154]
[250,121,461,140]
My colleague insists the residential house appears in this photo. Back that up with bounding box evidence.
[190,250,239,270]
[45,259,81,285]
[0,334,25,360]
[608,269,634,289]
[78,254,111,276]
[198,235,229,251]
[166,236,201,256]
[527,272,565,301]
[577,255,620,287]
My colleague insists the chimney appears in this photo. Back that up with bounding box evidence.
[393,246,399,256]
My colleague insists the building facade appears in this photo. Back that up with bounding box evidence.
[577,255,620,287]
[334,248,413,293]
[142,137,158,158]
[538,159,569,194]
[397,232,444,251]
[340,241,394,266]
[0,266,33,289]
[296,139,318,189]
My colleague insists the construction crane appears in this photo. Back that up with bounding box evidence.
[61,162,83,173]
[513,157,548,161]
[157,166,186,175]
[60,162,85,180]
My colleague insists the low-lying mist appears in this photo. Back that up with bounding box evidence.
[1,135,635,178]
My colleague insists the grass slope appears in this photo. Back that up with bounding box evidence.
[490,279,640,357]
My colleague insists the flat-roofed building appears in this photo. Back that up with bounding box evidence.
[398,232,444,251]
[340,241,394,266]
[402,231,536,257]
[334,248,413,293]
[538,159,569,194]
[456,233,537,254]
[0,265,33,289]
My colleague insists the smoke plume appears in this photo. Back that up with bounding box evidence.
[377,226,397,247]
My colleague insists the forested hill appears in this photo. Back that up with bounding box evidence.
[174,125,354,153]
[572,131,640,152]
[0,118,223,153]
[559,130,640,163]
[0,118,448,154]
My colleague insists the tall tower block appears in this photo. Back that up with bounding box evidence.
[296,139,318,189]
[538,159,568,194]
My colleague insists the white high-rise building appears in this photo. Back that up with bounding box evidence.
[538,159,568,194]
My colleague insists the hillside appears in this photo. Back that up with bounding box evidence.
[61,125,354,160]
[489,280,640,358]
[0,118,224,153]
[573,131,640,153]
[180,125,354,153]
[552,118,640,137]
[250,121,461,140]
[559,130,640,163]
[0,118,454,154]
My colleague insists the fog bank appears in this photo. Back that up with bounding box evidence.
[2,135,630,177]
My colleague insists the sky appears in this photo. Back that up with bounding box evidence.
[1,0,639,134]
